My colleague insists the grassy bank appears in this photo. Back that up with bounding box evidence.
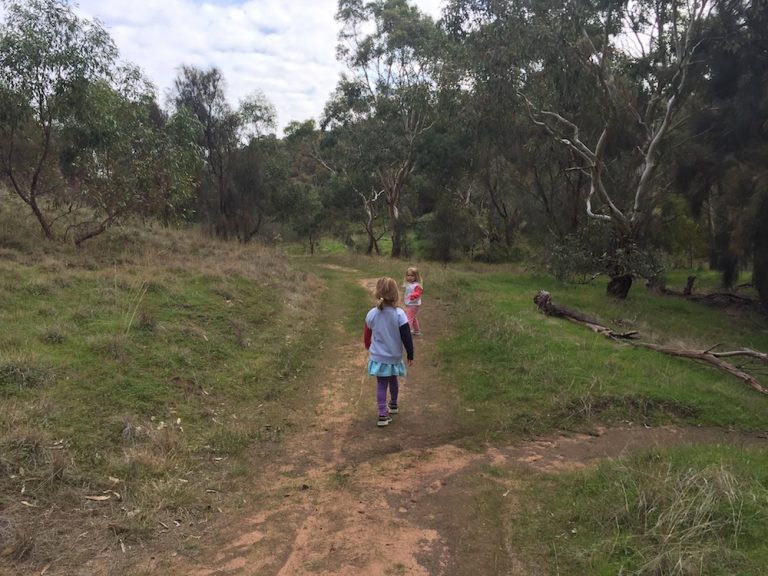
[0,213,324,571]
[421,263,768,574]
[514,445,768,575]
[426,267,768,438]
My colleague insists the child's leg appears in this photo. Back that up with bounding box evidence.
[388,376,399,407]
[405,305,417,333]
[411,306,421,333]
[376,377,389,416]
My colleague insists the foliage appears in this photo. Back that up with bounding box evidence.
[0,0,116,239]
[546,221,664,284]
[419,195,482,262]
[0,0,204,244]
[673,0,768,296]
[169,65,279,242]
[326,0,440,257]
[518,1,714,294]
[61,71,202,243]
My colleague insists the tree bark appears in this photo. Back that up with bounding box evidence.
[607,274,632,299]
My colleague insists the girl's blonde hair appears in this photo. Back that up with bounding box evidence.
[375,277,399,310]
[404,266,422,285]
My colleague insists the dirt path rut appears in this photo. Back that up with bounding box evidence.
[155,276,476,575]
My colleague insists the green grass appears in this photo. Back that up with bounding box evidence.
[665,266,755,293]
[429,268,768,437]
[0,265,292,443]
[420,263,768,574]
[0,211,325,569]
[3,208,768,575]
[514,445,768,575]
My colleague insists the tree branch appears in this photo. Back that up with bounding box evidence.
[534,290,768,396]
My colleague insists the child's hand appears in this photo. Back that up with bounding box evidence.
[407,359,414,367]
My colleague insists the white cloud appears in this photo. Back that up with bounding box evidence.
[59,0,445,134]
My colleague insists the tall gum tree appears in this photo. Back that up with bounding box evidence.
[519,0,713,297]
[0,0,117,240]
[170,66,276,241]
[673,0,768,298]
[329,0,439,257]
[63,69,201,245]
[0,0,195,245]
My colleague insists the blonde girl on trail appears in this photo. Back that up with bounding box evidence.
[363,277,414,427]
[403,267,423,336]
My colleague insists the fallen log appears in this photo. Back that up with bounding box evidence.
[533,290,768,396]
[659,275,696,297]
[633,342,768,396]
[658,276,760,309]
[533,290,638,339]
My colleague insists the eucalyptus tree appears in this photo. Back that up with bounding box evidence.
[218,134,277,243]
[440,0,527,252]
[319,99,393,254]
[518,0,714,297]
[0,0,117,240]
[280,120,355,253]
[170,66,238,237]
[62,69,202,245]
[327,0,440,257]
[170,67,277,241]
[437,0,600,265]
[0,0,198,244]
[673,0,768,297]
[153,106,205,227]
[234,91,279,242]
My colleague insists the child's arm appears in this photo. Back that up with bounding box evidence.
[399,322,414,364]
[408,284,423,301]
[364,323,372,349]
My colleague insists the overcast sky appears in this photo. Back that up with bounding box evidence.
[62,0,445,134]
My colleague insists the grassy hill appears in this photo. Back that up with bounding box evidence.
[2,198,768,574]
[0,204,324,570]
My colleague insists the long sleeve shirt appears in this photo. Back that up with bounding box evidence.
[364,306,414,362]
[404,282,423,306]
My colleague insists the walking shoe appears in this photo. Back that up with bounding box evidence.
[377,415,392,427]
[412,331,422,336]
[388,403,399,414]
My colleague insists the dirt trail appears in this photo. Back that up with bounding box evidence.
[150,272,767,576]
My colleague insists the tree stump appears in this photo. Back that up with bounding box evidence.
[683,275,696,296]
[607,274,632,299]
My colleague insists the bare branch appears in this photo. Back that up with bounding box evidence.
[535,291,768,396]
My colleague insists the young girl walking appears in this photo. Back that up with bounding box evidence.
[403,267,423,336]
[364,277,414,427]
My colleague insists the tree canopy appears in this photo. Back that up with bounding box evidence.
[1,0,766,305]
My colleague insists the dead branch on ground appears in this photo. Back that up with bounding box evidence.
[658,276,760,309]
[533,290,768,396]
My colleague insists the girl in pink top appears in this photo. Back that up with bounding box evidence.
[403,267,423,336]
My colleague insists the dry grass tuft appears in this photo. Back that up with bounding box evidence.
[0,355,53,393]
[611,463,747,576]
[0,516,34,563]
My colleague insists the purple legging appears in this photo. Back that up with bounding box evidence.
[376,376,399,416]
